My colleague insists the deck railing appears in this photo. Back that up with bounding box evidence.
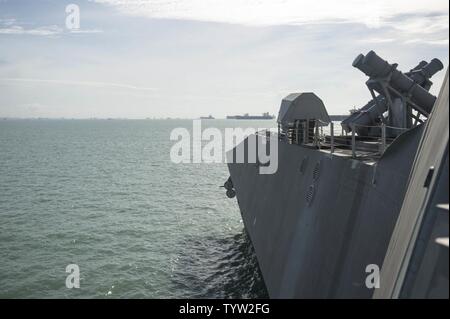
[279,120,409,159]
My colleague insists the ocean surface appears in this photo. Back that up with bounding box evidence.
[0,119,276,298]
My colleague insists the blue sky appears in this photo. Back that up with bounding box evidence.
[0,0,448,118]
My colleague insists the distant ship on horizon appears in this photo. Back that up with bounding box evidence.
[226,112,275,120]
[200,115,215,119]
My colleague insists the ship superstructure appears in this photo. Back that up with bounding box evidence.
[225,51,448,298]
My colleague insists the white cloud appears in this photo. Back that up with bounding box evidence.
[0,25,104,36]
[360,38,396,44]
[93,0,448,29]
[69,29,103,34]
[91,0,449,47]
[0,25,63,36]
[0,18,16,26]
[404,38,449,46]
[357,14,449,46]
[0,78,158,92]
[391,14,449,35]
[0,19,103,36]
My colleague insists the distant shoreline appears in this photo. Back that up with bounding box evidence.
[1,115,348,121]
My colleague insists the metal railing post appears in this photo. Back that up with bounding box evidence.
[304,120,309,144]
[351,124,356,158]
[330,122,334,154]
[381,123,386,154]
[315,120,320,149]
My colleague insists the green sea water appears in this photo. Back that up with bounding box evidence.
[0,119,274,298]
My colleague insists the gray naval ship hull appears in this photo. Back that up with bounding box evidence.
[228,126,423,298]
[226,52,448,299]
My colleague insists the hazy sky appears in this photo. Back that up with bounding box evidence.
[0,0,448,118]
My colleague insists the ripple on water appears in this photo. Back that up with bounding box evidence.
[170,231,268,299]
[0,120,271,298]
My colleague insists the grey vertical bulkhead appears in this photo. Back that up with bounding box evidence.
[228,125,423,298]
